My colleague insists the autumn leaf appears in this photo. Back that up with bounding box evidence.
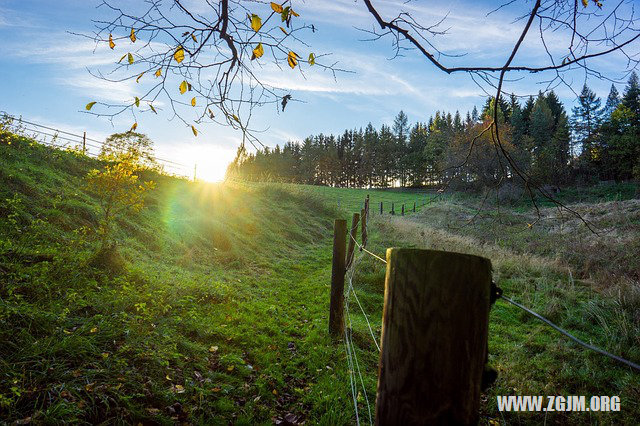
[209,345,219,353]
[232,114,240,122]
[118,53,127,63]
[250,14,262,32]
[150,104,157,114]
[136,72,145,83]
[155,68,162,77]
[109,34,115,49]
[85,102,97,111]
[90,327,98,333]
[191,97,196,107]
[165,375,172,381]
[270,2,283,13]
[179,80,188,94]
[174,46,185,63]
[227,365,235,371]
[281,6,290,21]
[192,125,198,136]
[127,52,134,65]
[308,53,315,65]
[130,28,136,43]
[174,384,185,393]
[208,108,215,119]
[290,9,299,17]
[287,51,298,69]
[134,97,140,107]
[252,43,264,60]
[581,0,588,6]
[131,122,138,131]
[279,26,287,35]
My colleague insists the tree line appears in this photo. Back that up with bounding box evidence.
[226,72,640,189]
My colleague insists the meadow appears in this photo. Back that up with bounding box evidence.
[1,134,639,424]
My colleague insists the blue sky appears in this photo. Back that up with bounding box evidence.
[1,0,635,181]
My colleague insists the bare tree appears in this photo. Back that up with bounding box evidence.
[83,0,344,149]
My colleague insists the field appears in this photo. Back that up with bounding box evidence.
[1,135,639,424]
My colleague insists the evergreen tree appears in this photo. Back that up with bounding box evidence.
[621,71,640,127]
[571,84,602,158]
[603,84,621,119]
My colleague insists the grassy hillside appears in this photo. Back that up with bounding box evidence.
[0,134,362,424]
[1,131,639,424]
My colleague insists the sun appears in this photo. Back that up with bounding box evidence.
[178,143,238,182]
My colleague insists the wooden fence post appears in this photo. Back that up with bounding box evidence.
[413,201,416,212]
[380,201,383,215]
[361,208,367,248]
[401,204,405,216]
[346,213,360,269]
[391,202,395,215]
[375,249,492,425]
[329,219,347,337]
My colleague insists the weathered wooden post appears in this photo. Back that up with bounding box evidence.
[391,202,395,215]
[401,204,405,216]
[380,201,383,215]
[82,131,86,155]
[345,213,360,269]
[413,201,416,212]
[361,208,367,248]
[329,219,347,337]
[375,249,492,425]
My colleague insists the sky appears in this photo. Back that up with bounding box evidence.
[1,0,637,181]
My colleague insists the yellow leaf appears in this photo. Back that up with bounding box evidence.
[308,52,315,66]
[270,2,283,13]
[127,52,134,65]
[174,384,185,393]
[208,108,215,119]
[191,33,197,43]
[209,345,218,353]
[191,97,196,107]
[290,9,299,17]
[279,26,287,35]
[192,125,198,136]
[252,43,264,60]
[109,34,115,49]
[155,68,162,77]
[166,375,172,381]
[85,102,97,111]
[134,97,140,107]
[212,387,221,392]
[130,28,136,43]
[250,14,262,32]
[136,72,145,83]
[101,352,109,358]
[272,389,278,395]
[179,80,188,94]
[118,53,127,63]
[150,104,157,114]
[131,122,138,131]
[174,46,185,63]
[581,0,588,6]
[232,114,240,122]
[227,365,234,371]
[90,327,98,333]
[287,51,298,69]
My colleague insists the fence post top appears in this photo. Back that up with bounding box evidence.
[385,248,491,265]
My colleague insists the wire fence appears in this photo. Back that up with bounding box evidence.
[339,195,639,424]
[1,111,191,177]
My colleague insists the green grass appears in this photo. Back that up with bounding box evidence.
[2,132,639,424]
